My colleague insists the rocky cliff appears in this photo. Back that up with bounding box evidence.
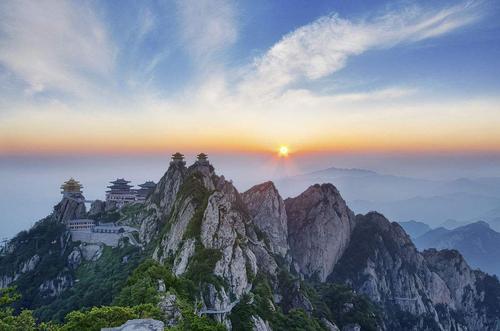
[242,181,289,257]
[285,183,356,281]
[2,160,500,330]
[416,221,500,276]
[331,212,500,330]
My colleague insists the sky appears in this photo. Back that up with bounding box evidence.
[1,0,500,238]
[0,0,500,156]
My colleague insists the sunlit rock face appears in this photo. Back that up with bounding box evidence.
[242,181,289,257]
[147,161,187,220]
[149,160,268,322]
[285,183,355,281]
[140,161,187,244]
[53,197,86,223]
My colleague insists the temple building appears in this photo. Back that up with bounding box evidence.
[67,219,95,231]
[106,178,136,207]
[196,153,210,166]
[61,178,84,201]
[170,152,185,166]
[135,181,156,201]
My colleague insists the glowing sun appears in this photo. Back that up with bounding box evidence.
[278,145,289,157]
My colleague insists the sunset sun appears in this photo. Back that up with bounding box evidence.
[279,145,289,157]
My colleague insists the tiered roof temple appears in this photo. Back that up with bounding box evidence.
[106,178,136,207]
[196,153,209,166]
[61,178,83,198]
[135,181,156,201]
[170,152,186,166]
[107,178,133,194]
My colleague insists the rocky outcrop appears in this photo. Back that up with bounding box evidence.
[88,199,106,216]
[285,184,356,281]
[157,293,182,327]
[251,315,272,331]
[423,248,500,330]
[67,248,82,269]
[322,318,340,331]
[39,272,74,298]
[331,212,500,330]
[80,243,104,261]
[53,196,86,223]
[242,181,289,257]
[200,187,251,298]
[101,319,164,331]
[141,161,187,244]
[20,254,40,273]
[147,162,186,220]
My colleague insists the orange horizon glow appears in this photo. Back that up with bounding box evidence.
[3,137,500,158]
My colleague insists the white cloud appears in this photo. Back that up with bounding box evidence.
[239,1,482,98]
[176,0,237,62]
[0,0,115,97]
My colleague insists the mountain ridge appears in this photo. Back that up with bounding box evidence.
[1,159,499,330]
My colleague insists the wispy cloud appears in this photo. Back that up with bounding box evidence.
[239,1,482,97]
[176,0,238,64]
[0,0,115,98]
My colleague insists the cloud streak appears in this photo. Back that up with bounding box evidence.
[240,1,482,97]
[0,0,115,98]
[176,0,237,64]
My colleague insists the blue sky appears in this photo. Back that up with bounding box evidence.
[0,0,500,154]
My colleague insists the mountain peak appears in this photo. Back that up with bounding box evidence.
[285,182,355,281]
[242,181,288,256]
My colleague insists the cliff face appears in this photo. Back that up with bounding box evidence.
[53,196,86,223]
[242,181,289,257]
[150,162,273,326]
[285,184,356,281]
[416,221,500,276]
[138,161,187,244]
[331,212,500,330]
[2,160,500,330]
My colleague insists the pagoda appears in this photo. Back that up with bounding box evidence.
[61,178,83,199]
[170,152,186,166]
[135,181,156,201]
[196,152,209,166]
[106,178,136,207]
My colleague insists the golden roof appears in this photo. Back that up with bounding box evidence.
[61,178,83,193]
[172,152,184,160]
[197,153,208,160]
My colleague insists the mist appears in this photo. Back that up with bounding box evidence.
[2,151,500,239]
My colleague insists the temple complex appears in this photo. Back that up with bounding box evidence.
[196,153,210,166]
[61,178,85,201]
[135,181,156,201]
[106,178,136,207]
[170,152,185,166]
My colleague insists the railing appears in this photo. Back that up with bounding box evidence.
[198,299,240,315]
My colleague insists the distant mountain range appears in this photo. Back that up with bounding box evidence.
[276,166,500,227]
[398,220,431,239]
[414,221,500,276]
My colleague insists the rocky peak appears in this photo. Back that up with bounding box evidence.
[242,181,289,257]
[53,196,86,223]
[422,249,478,310]
[331,212,500,330]
[147,161,187,218]
[285,183,355,281]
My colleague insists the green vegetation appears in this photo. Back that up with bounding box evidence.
[114,259,193,306]
[180,173,210,241]
[35,245,143,322]
[114,259,226,331]
[230,274,326,331]
[184,246,224,290]
[0,217,79,312]
[310,283,380,331]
